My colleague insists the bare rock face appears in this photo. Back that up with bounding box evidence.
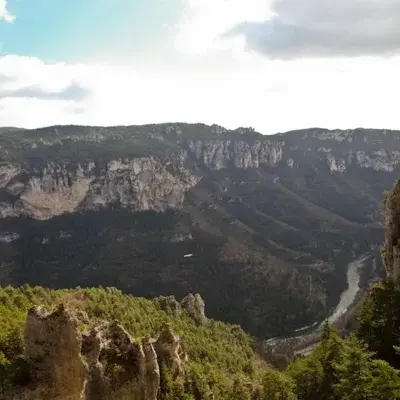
[87,157,198,213]
[186,139,284,170]
[7,305,186,400]
[382,179,400,281]
[24,304,87,400]
[181,293,207,326]
[1,157,198,220]
[154,323,187,377]
[81,320,160,400]
[2,126,400,222]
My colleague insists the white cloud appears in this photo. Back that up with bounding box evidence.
[1,1,399,135]
[175,0,400,60]
[0,0,15,23]
[1,54,400,134]
[230,0,400,59]
[175,0,274,55]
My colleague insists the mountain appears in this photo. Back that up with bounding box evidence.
[0,123,397,337]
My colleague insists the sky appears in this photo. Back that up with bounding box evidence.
[0,0,399,134]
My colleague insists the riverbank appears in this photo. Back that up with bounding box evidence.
[265,252,377,358]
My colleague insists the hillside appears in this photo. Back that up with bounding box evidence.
[1,281,400,399]
[0,123,397,337]
[0,286,267,399]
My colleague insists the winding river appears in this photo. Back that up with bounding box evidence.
[326,254,370,325]
[266,253,372,348]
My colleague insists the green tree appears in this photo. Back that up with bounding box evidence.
[261,366,296,400]
[0,327,24,360]
[288,356,323,400]
[230,377,251,400]
[289,322,345,400]
[334,337,400,400]
[318,323,345,398]
[357,280,400,367]
[173,379,192,400]
[158,362,174,400]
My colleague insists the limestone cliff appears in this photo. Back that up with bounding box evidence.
[6,304,186,400]
[186,138,284,170]
[382,179,400,281]
[1,157,198,220]
[1,125,400,220]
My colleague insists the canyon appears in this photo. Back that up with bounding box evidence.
[0,124,395,337]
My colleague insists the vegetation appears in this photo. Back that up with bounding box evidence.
[0,123,390,338]
[288,322,400,400]
[1,280,400,398]
[2,129,400,397]
[0,285,265,398]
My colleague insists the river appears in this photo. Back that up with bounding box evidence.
[266,253,372,349]
[326,254,370,325]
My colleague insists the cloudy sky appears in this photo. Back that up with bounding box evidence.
[0,0,399,134]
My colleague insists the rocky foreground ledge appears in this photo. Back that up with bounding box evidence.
[5,297,202,400]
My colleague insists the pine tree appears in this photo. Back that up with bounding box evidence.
[334,336,400,400]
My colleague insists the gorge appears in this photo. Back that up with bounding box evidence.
[0,124,395,338]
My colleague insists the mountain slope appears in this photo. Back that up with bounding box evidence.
[0,286,265,399]
[0,124,396,337]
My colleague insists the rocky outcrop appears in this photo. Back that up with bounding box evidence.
[2,125,400,221]
[0,157,198,220]
[382,179,400,281]
[23,304,87,400]
[185,129,400,173]
[88,157,198,212]
[153,293,207,326]
[181,293,207,326]
[186,139,284,170]
[81,320,160,400]
[7,305,187,400]
[154,323,187,377]
[19,171,93,220]
[153,295,182,317]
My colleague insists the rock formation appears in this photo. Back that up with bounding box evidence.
[382,179,400,281]
[153,295,182,317]
[153,293,207,326]
[186,139,284,170]
[6,304,186,400]
[81,320,160,400]
[154,323,187,377]
[0,157,198,220]
[181,293,207,326]
[2,125,400,221]
[24,304,87,400]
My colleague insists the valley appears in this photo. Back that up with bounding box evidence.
[0,124,395,338]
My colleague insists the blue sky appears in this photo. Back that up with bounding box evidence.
[0,0,400,133]
[0,0,181,63]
